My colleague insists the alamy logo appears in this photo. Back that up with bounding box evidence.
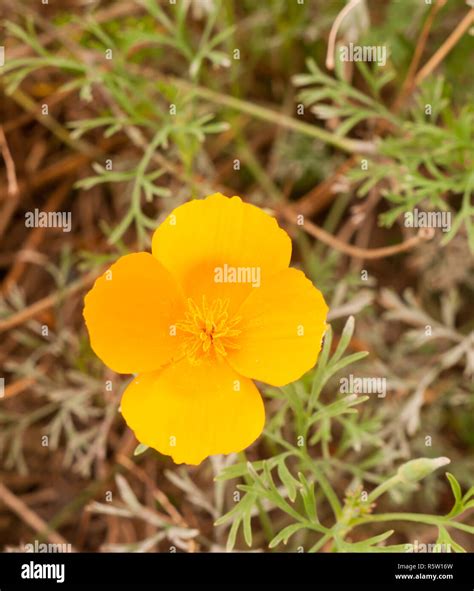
[214,264,261,288]
[339,43,387,66]
[404,208,451,232]
[21,561,65,584]
[25,208,72,232]
[340,374,387,398]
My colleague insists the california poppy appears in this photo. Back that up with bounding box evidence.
[84,193,328,464]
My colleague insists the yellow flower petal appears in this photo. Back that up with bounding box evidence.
[84,253,185,374]
[152,193,291,312]
[227,268,328,387]
[121,358,265,465]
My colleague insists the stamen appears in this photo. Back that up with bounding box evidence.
[176,297,242,364]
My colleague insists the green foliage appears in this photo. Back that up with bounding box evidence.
[294,60,474,252]
[215,317,472,552]
[2,6,230,247]
[293,58,399,137]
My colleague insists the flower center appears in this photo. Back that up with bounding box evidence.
[176,297,242,364]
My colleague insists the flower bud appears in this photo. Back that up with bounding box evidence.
[397,457,450,484]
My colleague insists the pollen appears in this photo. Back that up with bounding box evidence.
[176,297,242,363]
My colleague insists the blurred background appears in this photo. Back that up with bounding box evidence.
[0,0,473,553]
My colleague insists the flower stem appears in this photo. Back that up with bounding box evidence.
[299,450,342,520]
[367,474,401,504]
[155,73,376,155]
[238,451,274,544]
[352,512,474,534]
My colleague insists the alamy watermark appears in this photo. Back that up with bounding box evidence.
[404,208,451,233]
[339,43,387,67]
[214,264,261,288]
[25,208,72,232]
[405,540,452,553]
[340,374,387,398]
[23,541,72,553]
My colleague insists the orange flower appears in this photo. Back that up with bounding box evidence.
[84,193,328,464]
